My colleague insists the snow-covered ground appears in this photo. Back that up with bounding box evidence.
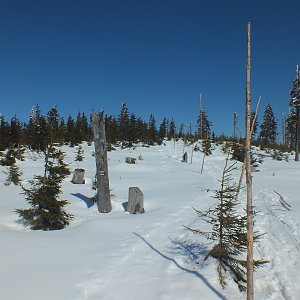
[0,141,299,300]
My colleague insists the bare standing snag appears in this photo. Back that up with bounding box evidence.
[91,111,112,213]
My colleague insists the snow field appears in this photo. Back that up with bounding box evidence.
[0,141,299,299]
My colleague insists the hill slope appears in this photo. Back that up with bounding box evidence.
[0,141,299,300]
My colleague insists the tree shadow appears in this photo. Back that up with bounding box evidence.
[71,193,94,208]
[168,238,208,267]
[133,232,227,300]
[122,202,128,211]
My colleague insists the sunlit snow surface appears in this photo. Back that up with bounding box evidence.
[0,141,299,300]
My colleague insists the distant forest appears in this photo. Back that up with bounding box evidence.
[0,98,298,154]
[0,102,205,151]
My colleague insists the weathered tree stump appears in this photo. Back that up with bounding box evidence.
[127,187,145,214]
[91,111,112,213]
[182,152,188,163]
[125,157,136,164]
[71,168,85,184]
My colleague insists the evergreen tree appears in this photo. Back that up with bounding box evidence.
[258,103,277,146]
[81,112,92,142]
[128,113,137,146]
[26,107,36,149]
[16,144,72,230]
[4,163,22,186]
[75,112,90,144]
[0,148,17,166]
[197,109,211,140]
[0,115,10,150]
[167,118,176,140]
[37,114,48,151]
[178,123,185,139]
[75,145,84,166]
[118,103,130,145]
[57,117,67,145]
[186,157,266,291]
[288,67,300,159]
[26,105,48,151]
[105,115,118,148]
[66,115,76,146]
[201,138,212,156]
[47,106,60,144]
[135,117,148,144]
[148,114,157,145]
[158,118,167,144]
[10,116,22,146]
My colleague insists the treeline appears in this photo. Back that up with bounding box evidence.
[0,103,201,152]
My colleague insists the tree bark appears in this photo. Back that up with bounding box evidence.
[245,22,254,300]
[91,111,112,213]
[235,96,261,201]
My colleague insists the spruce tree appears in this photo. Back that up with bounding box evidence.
[288,67,300,160]
[128,113,137,146]
[148,114,157,145]
[47,106,60,144]
[16,144,72,230]
[201,138,212,156]
[167,118,176,140]
[105,115,118,148]
[197,108,211,140]
[186,156,266,291]
[57,117,67,145]
[75,145,84,166]
[135,117,148,144]
[178,123,185,139]
[118,103,130,146]
[66,115,76,146]
[10,116,22,146]
[258,103,277,147]
[4,163,22,186]
[0,115,11,150]
[158,118,167,144]
[0,148,17,166]
[26,105,48,151]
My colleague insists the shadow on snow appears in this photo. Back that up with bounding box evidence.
[71,193,94,208]
[133,232,227,300]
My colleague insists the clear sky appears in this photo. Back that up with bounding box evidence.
[0,0,299,137]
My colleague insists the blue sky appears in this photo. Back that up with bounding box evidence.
[0,0,299,137]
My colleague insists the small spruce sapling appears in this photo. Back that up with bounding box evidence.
[16,144,72,230]
[75,145,84,167]
[4,163,22,186]
[0,148,17,166]
[186,154,266,291]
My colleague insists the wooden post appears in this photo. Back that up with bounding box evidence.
[91,111,112,213]
[245,22,254,300]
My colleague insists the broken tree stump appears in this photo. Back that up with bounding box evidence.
[127,187,145,214]
[182,152,188,162]
[71,168,85,184]
[125,157,136,164]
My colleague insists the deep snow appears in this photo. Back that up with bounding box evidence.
[0,141,299,300]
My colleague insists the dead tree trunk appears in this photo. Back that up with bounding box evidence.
[235,96,261,201]
[91,111,112,213]
[245,22,254,300]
